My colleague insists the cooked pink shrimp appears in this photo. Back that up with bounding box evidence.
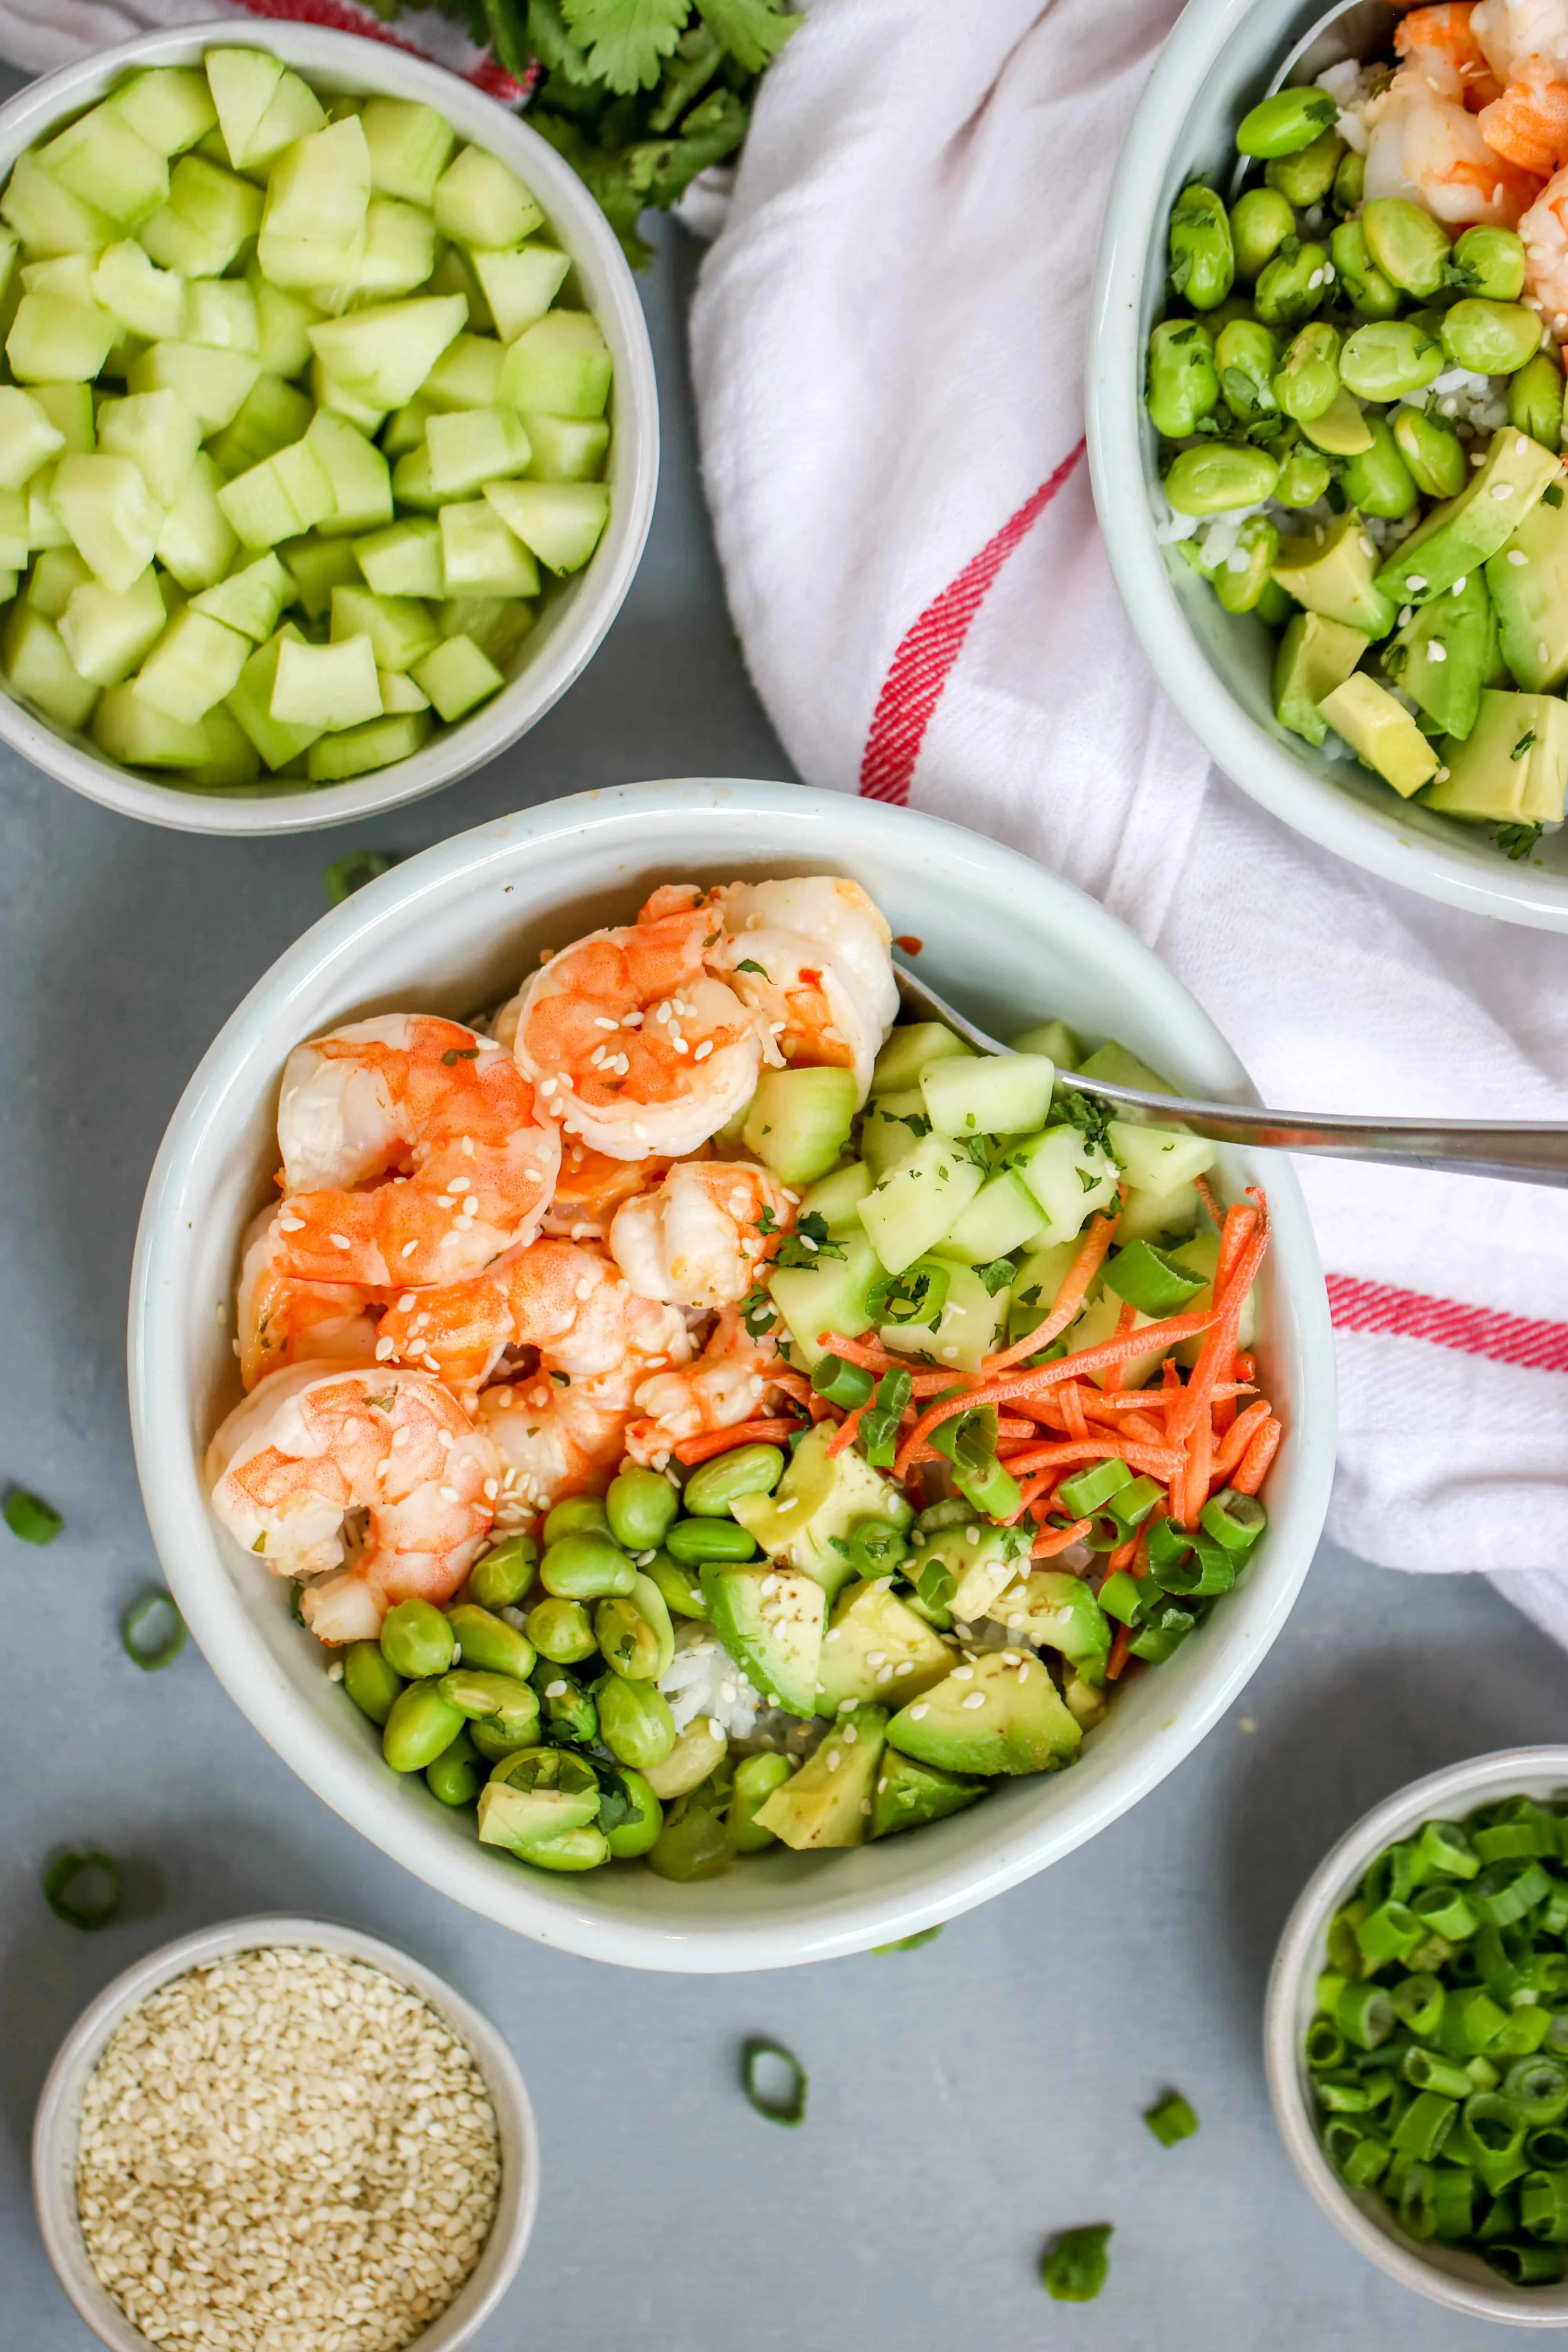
[708,877,899,1105]
[1474,0,1568,85]
[236,1203,383,1391]
[608,1159,793,1309]
[1366,58,1543,219]
[205,1364,499,1644]
[510,894,760,1160]
[270,1014,559,1290]
[475,1359,647,1523]
[623,1307,786,1466]
[1520,163,1568,323]
[542,1142,673,1240]
[1396,4,1504,107]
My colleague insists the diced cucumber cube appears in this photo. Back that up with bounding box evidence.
[304,410,390,537]
[438,501,539,597]
[210,374,314,475]
[250,272,321,376]
[883,1259,1007,1377]
[390,445,440,512]
[329,583,436,672]
[922,1051,1054,1140]
[6,294,116,384]
[410,630,503,720]
[309,356,386,437]
[1117,1178,1202,1247]
[1006,1242,1085,1348]
[0,152,116,256]
[307,708,431,781]
[259,118,370,271]
[331,198,436,303]
[426,406,531,498]
[26,546,91,617]
[939,1169,1044,1265]
[31,383,94,453]
[92,241,184,341]
[798,1160,873,1227]
[436,595,534,666]
[97,390,201,506]
[1069,1290,1168,1392]
[1004,1124,1118,1245]
[53,454,163,593]
[521,411,610,483]
[499,311,612,419]
[111,68,217,159]
[871,1022,972,1095]
[191,551,291,640]
[59,564,165,684]
[1080,1040,1175,1095]
[858,1134,986,1275]
[182,277,259,355]
[132,606,249,723]
[381,397,430,455]
[308,293,466,410]
[225,624,322,768]
[353,517,442,598]
[1104,1119,1215,1195]
[433,145,542,248]
[422,332,505,412]
[139,156,263,277]
[272,631,381,731]
[378,666,429,714]
[742,1066,858,1187]
[93,679,247,772]
[473,244,570,342]
[218,438,332,548]
[39,104,169,228]
[768,1226,883,1368]
[1168,1232,1257,1369]
[241,71,328,176]
[1011,1018,1085,1066]
[156,451,238,589]
[26,468,70,551]
[127,343,261,433]
[20,252,98,303]
[0,572,16,606]
[3,601,98,728]
[0,387,65,490]
[283,533,361,618]
[483,478,608,574]
[862,1087,928,1180]
[0,490,28,571]
[205,47,284,169]
[361,97,455,207]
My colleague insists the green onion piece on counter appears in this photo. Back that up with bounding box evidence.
[120,1590,186,1671]
[741,2038,807,2127]
[1041,2223,1113,2303]
[4,1486,63,1544]
[1145,2092,1199,2147]
[873,1926,943,1953]
[43,1849,122,1930]
[324,849,397,906]
[811,1352,875,1411]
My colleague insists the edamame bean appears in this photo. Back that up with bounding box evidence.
[1274,321,1340,421]
[1339,318,1443,402]
[1330,218,1400,319]
[1163,442,1281,515]
[446,1604,535,1681]
[520,1823,611,1872]
[382,1679,466,1773]
[682,1443,786,1517]
[1254,239,1332,328]
[438,1666,539,1724]
[426,1726,481,1808]
[1451,223,1526,302]
[532,1660,599,1743]
[343,1641,404,1726]
[1332,148,1365,214]
[1214,515,1281,614]
[470,1704,541,1763]
[1203,294,1256,332]
[648,1794,736,1882]
[631,1572,675,1673]
[1274,438,1332,506]
[729,1752,793,1853]
[642,1549,706,1618]
[1236,85,1339,159]
[466,1534,537,1611]
[1339,410,1418,518]
[1215,317,1280,422]
[601,1768,662,1859]
[595,1593,669,1682]
[1363,198,1450,299]
[605,1464,680,1552]
[1264,126,1344,207]
[525,1595,598,1662]
[1256,577,1295,626]
[1167,181,1234,310]
[1229,186,1294,281]
[665,1516,760,1565]
[1510,348,1565,448]
[1441,298,1543,376]
[1392,405,1468,499]
[380,1597,455,1681]
[541,1495,612,1544]
[596,1672,678,1770]
[540,1530,636,1600]
[1145,319,1219,439]
[644,1715,730,1798]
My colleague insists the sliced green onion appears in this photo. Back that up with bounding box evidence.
[1103,1240,1207,1318]
[324,849,397,906]
[1323,2117,1364,2169]
[1403,2047,1474,2100]
[1198,1489,1267,1554]
[1486,2241,1568,2283]
[121,1590,186,1671]
[1478,2188,1522,2242]
[1343,2134,1390,2188]
[1326,1903,1368,1979]
[1317,1968,1349,2016]
[1401,2160,1474,2242]
[1108,1474,1164,1532]
[1145,1514,1193,1575]
[43,1850,121,1930]
[1356,1899,1423,1967]
[1127,1601,1196,1664]
[811,1353,874,1410]
[873,1926,942,1953]
[1041,2223,1112,2303]
[1145,2091,1198,2147]
[1473,1859,1552,1929]
[1057,1458,1133,1518]
[1338,1980,1394,2051]
[1150,1532,1236,1598]
[1305,2020,1346,2070]
[1505,2057,1568,2126]
[4,1486,63,1544]
[1365,1841,1419,1907]
[1412,1883,1479,1942]
[1474,1818,1558,1865]
[1096,1569,1145,1628]
[1392,2089,1459,2161]
[742,2038,807,2126]
[1528,2127,1568,2169]
[1391,1972,1446,2035]
[1416,1819,1479,1881]
[1521,2166,1568,2241]
[845,1521,909,1578]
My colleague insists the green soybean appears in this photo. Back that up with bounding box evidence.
[596,1672,678,1769]
[1256,577,1295,625]
[1215,316,1280,422]
[438,1666,539,1725]
[1147,321,1222,436]
[1254,238,1332,328]
[1264,126,1344,207]
[1509,348,1565,448]
[532,1661,599,1743]
[595,1579,674,1682]
[1332,147,1365,214]
[380,1598,455,1681]
[1451,223,1526,303]
[682,1443,786,1518]
[1214,515,1280,614]
[648,1795,736,1882]
[426,1726,481,1807]
[1339,409,1418,518]
[630,1572,675,1673]
[540,1530,635,1600]
[446,1603,535,1681]
[466,1534,537,1611]
[1274,438,1332,506]
[382,1679,465,1772]
[605,1465,680,1552]
[601,1768,663,1859]
[470,1705,541,1763]
[1363,198,1451,299]
[1230,186,1294,281]
[343,1641,404,1726]
[541,1495,612,1544]
[1330,218,1401,319]
[1339,318,1443,403]
[1168,181,1234,310]
[1392,405,1468,499]
[730,1751,792,1852]
[1164,442,1280,515]
[641,1549,706,1618]
[526,1595,598,1662]
[1237,85,1340,159]
[1274,320,1340,421]
[519,1824,611,1872]
[1442,298,1544,377]
[665,1516,760,1565]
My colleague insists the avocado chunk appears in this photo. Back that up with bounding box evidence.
[754,1704,887,1848]
[912,1520,1033,1624]
[887,1648,1082,1775]
[817,1575,954,1711]
[871,1747,987,1838]
[731,1425,912,1601]
[1376,427,1561,605]
[1298,388,1375,457]
[1318,673,1439,797]
[1272,512,1396,637]
[1485,490,1568,691]
[1423,688,1568,824]
[702,1562,824,1719]
[1272,610,1371,745]
[1381,569,1493,740]
[987,1569,1112,1686]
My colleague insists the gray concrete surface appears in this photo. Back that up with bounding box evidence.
[2,67,1564,2343]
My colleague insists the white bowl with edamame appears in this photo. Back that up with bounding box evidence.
[128,777,1336,1971]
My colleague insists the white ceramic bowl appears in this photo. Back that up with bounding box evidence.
[0,20,657,836]
[1265,1746,1568,2325]
[31,1912,539,2352]
[128,777,1337,1971]
[1087,0,1568,930]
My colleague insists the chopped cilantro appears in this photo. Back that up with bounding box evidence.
[884,1108,932,1138]
[975,1259,1015,1296]
[1494,820,1544,860]
[740,1283,779,1338]
[958,1134,990,1171]
[323,849,397,906]
[736,958,767,976]
[1546,483,1565,509]
[1512,729,1537,761]
[440,1046,481,1066]
[755,1204,778,1234]
[774,1211,845,1270]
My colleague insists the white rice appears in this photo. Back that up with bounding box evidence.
[658,1617,760,1737]
[1315,59,1380,154]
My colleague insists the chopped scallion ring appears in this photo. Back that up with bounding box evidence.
[1145,2091,1199,2147]
[121,1590,187,1671]
[324,849,397,907]
[742,2037,808,2126]
[873,1926,943,1953]
[4,1486,63,1544]
[1041,2223,1112,2302]
[43,1850,122,1931]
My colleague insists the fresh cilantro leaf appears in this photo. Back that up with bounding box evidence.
[560,0,688,91]
[596,1779,635,1835]
[440,1046,481,1066]
[1058,1090,1115,1154]
[959,1134,990,1172]
[1512,729,1537,761]
[1546,483,1565,509]
[741,1283,779,1337]
[775,1211,846,1270]
[756,1205,778,1234]
[1494,820,1544,860]
[483,0,534,80]
[736,958,767,975]
[526,0,601,81]
[975,1258,1015,1296]
[695,0,801,71]
[883,1107,931,1138]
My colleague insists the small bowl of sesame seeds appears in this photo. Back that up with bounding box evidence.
[31,1915,538,2352]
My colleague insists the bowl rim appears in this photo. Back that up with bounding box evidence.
[1263,1744,1568,2326]
[0,18,659,837]
[128,776,1337,1971]
[1084,0,1568,933]
[31,1910,540,2352]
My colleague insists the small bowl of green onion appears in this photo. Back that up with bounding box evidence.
[1265,1746,1568,2325]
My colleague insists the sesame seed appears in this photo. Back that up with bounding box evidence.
[961,1691,987,1709]
[1491,484,1514,499]
[860,1798,872,1815]
[826,1749,841,1770]
[1508,550,1528,565]
[1541,642,1552,665]
[330,1233,351,1250]
[401,1240,418,1257]
[1429,642,1447,662]
[545,1679,567,1697]
[439,1485,458,1503]
[895,1661,914,1675]
[1407,575,1427,591]
[1398,604,1414,624]
[1359,535,1375,559]
[694,1041,714,1060]
[278,1214,305,1232]
[397,1292,416,1311]
[909,1704,929,1720]
[843,1724,858,1744]
[375,1337,395,1359]
[1437,765,1451,780]
[327,1658,344,1681]
[951,1664,973,1681]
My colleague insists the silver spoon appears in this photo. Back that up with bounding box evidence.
[893,962,1568,1187]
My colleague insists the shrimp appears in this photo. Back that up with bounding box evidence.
[608,1159,793,1309]
[707,877,898,1106]
[476,1360,647,1524]
[543,1142,673,1240]
[205,1363,499,1644]
[235,1203,383,1391]
[623,1306,786,1465]
[1366,57,1543,219]
[1481,53,1568,172]
[1520,164,1568,324]
[1396,4,1504,107]
[511,893,760,1160]
[1474,0,1568,85]
[270,1014,560,1290]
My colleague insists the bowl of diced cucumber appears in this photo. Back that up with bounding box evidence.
[0,20,657,832]
[130,777,1336,1970]
[1086,0,1568,929]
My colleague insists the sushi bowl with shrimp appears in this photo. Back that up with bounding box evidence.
[129,779,1336,1971]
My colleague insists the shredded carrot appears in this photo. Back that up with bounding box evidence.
[1119,1410,1169,1448]
[1032,1517,1093,1559]
[1106,1529,1140,1575]
[1107,1623,1132,1679]
[981,1203,1122,1377]
[1210,1398,1272,1485]
[1002,1437,1186,1482]
[1234,1351,1256,1387]
[1181,1409,1212,1530]
[1161,1358,1181,1392]
[996,1417,1036,1440]
[1060,1381,1090,1441]
[1215,1199,1258,1303]
[1002,1469,1058,1525]
[672,1417,800,1466]
[1164,1191,1270,1451]
[806,1392,838,1425]
[767,1370,813,1403]
[825,1405,866,1459]
[1101,1300,1139,1394]
[1232,1416,1281,1495]
[1193,1173,1224,1229]
[817,1331,896,1372]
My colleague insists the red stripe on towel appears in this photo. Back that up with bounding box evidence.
[1328,1273,1568,1374]
[232,0,530,99]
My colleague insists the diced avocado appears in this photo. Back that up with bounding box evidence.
[754,1704,887,1848]
[1485,491,1568,691]
[887,1649,1082,1775]
[912,1521,1033,1625]
[1423,688,1568,825]
[871,1022,973,1094]
[1273,512,1396,638]
[987,1569,1112,1685]
[817,1576,954,1711]
[882,1256,1007,1374]
[731,1425,913,1600]
[767,1225,882,1369]
[871,1747,987,1838]
[1077,1040,1176,1096]
[1381,570,1492,740]
[701,1561,824,1719]
[1298,389,1374,456]
[1318,673,1439,797]
[1272,610,1371,746]
[1376,428,1561,605]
